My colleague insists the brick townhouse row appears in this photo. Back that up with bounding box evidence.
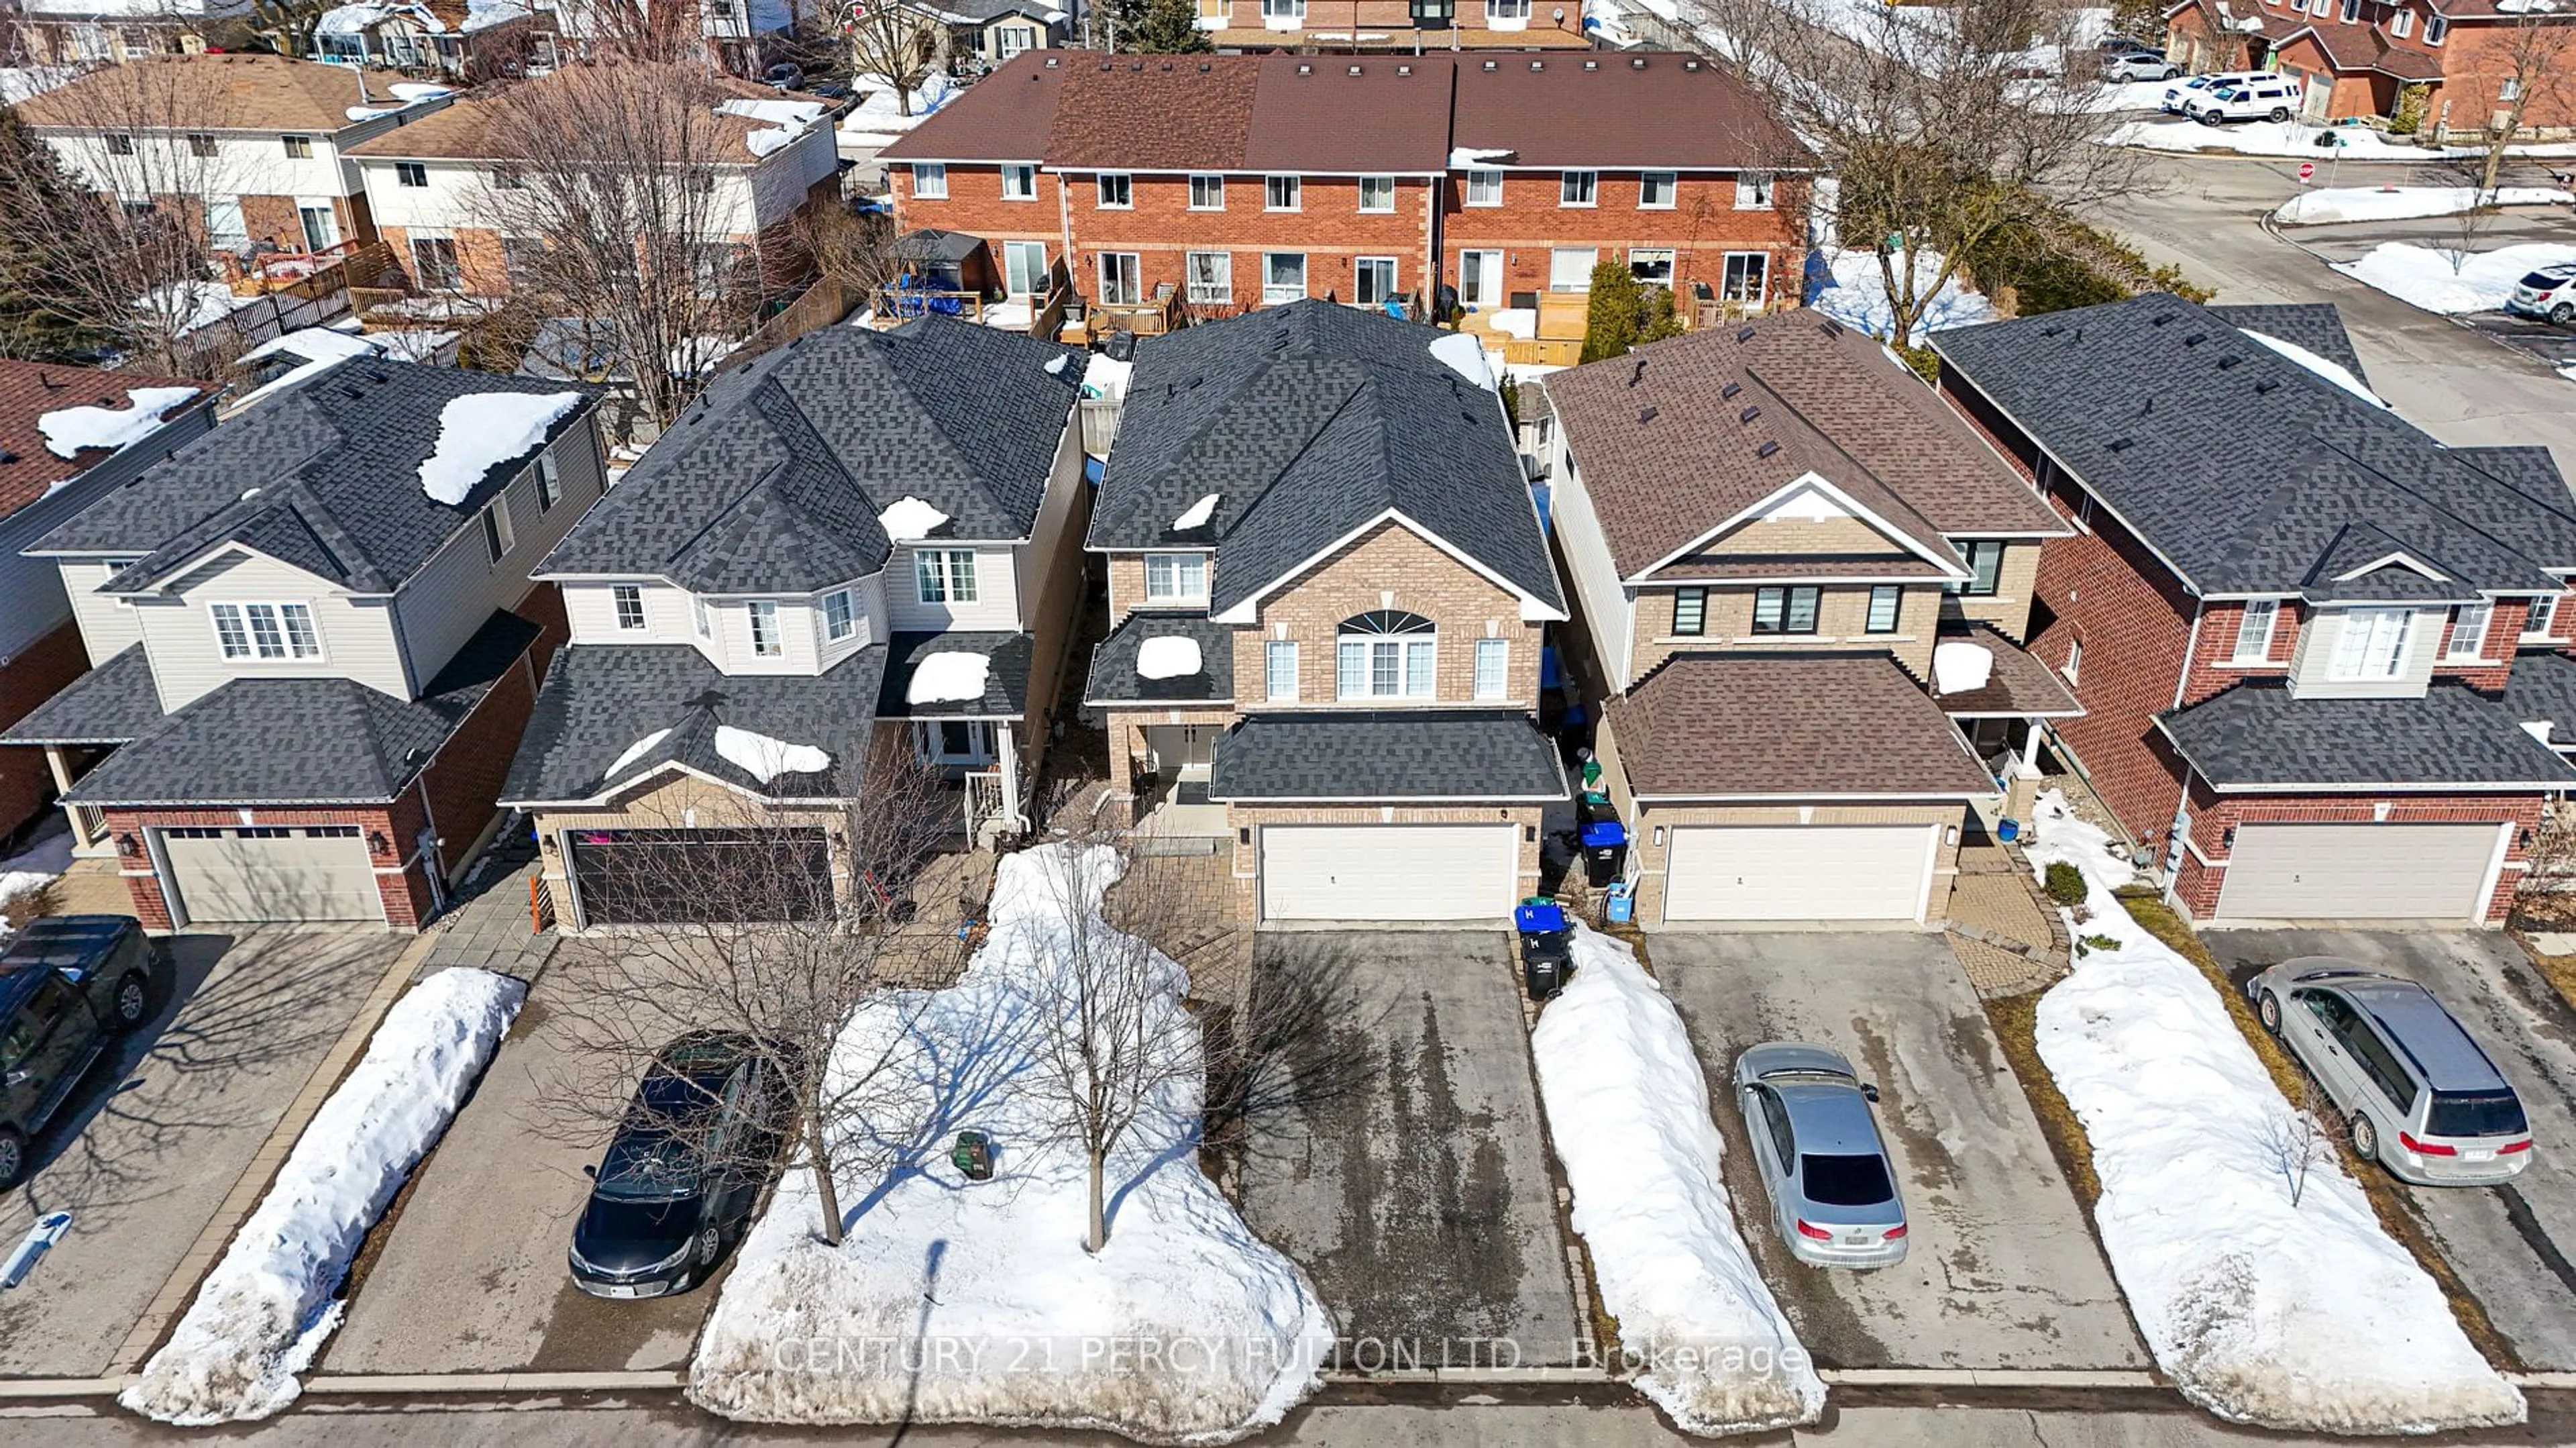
[881,50,1814,326]
[2165,0,2576,132]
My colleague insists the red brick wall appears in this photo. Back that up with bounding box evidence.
[2179,598,2300,705]
[894,162,1065,258]
[419,635,542,881]
[102,804,419,931]
[2171,782,2539,924]
[378,224,512,296]
[1442,171,1807,307]
[1065,170,1439,309]
[2436,21,2576,131]
[0,621,92,842]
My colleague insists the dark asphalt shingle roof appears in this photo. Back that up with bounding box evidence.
[1931,295,2576,599]
[63,609,541,806]
[33,360,592,594]
[501,642,890,805]
[877,631,1032,719]
[1,646,169,745]
[1208,709,1567,801]
[2157,680,2576,790]
[1083,613,1235,706]
[1089,301,1562,617]
[2206,304,2371,383]
[1608,654,1997,798]
[539,317,1078,594]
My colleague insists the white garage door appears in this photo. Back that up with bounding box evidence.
[1260,824,1518,923]
[2214,822,2502,922]
[1665,824,1936,922]
[160,826,384,923]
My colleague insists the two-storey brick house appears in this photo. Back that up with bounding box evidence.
[879,51,1811,352]
[499,316,1091,928]
[1187,0,1596,52]
[2164,0,2576,132]
[2,360,603,929]
[1082,301,1568,925]
[1538,310,2077,927]
[1935,296,2576,926]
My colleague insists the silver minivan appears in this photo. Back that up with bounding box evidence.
[2249,960,2534,1186]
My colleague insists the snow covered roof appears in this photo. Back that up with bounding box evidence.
[419,391,585,505]
[0,360,210,520]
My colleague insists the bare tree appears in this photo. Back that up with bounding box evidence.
[0,58,255,375]
[1705,0,2144,350]
[2261,1076,2336,1209]
[541,746,957,1247]
[2437,148,2505,275]
[2477,10,2576,199]
[549,0,714,66]
[841,0,941,115]
[478,60,766,434]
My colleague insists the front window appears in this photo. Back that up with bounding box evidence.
[1098,252,1142,305]
[1866,584,1902,634]
[282,134,313,159]
[824,588,856,641]
[1358,174,1395,212]
[1560,170,1597,207]
[916,550,979,604]
[1267,639,1298,701]
[1336,609,1436,699]
[1465,169,1503,207]
[212,602,322,660]
[480,501,513,562]
[1474,637,1507,699]
[995,22,1036,55]
[1638,170,1678,209]
[1002,163,1036,199]
[614,585,646,631]
[1354,257,1398,306]
[1672,586,1707,637]
[1263,252,1306,305]
[1735,170,1775,209]
[1189,173,1225,210]
[396,160,427,188]
[1752,586,1820,635]
[2331,607,2416,680]
[534,453,561,512]
[910,162,947,199]
[1096,172,1132,208]
[1186,250,1232,305]
[1955,539,2005,597]
[1263,0,1304,23]
[1265,174,1301,211]
[2444,601,2491,662]
[747,599,782,657]
[2232,599,2278,662]
[1144,552,1208,602]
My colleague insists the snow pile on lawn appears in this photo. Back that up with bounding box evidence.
[2239,331,2387,409]
[1135,636,1203,680]
[714,725,828,784]
[36,385,200,459]
[878,495,949,541]
[1083,350,1134,401]
[1529,928,1823,1435]
[1812,246,1994,340]
[2106,117,2576,160]
[417,391,584,505]
[2275,186,2573,225]
[123,969,524,1425]
[0,827,74,939]
[137,280,243,338]
[908,651,991,705]
[690,844,1332,1439]
[2333,241,2576,315]
[2023,794,2522,1433]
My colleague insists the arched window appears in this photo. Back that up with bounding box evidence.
[1336,610,1436,699]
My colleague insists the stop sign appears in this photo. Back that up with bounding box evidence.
[2298,161,2316,183]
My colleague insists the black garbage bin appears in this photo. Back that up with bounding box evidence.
[1514,898,1572,1001]
[1581,819,1629,888]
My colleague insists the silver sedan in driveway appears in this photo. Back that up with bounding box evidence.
[1732,1042,1909,1268]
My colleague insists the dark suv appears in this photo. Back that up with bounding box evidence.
[0,916,162,1186]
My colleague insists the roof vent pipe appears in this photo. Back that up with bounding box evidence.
[1637,405,1657,423]
[1720,381,1741,399]
[1739,405,1760,423]
[1756,440,1780,458]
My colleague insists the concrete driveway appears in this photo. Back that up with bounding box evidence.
[2207,928,2576,1372]
[1651,933,2146,1372]
[1236,931,1582,1368]
[325,982,715,1374]
[0,929,403,1377]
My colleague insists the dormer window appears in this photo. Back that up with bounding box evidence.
[823,587,857,641]
[212,602,321,661]
[614,584,645,630]
[2443,601,2491,662]
[747,599,783,658]
[2330,607,2415,681]
[1144,552,1207,603]
[917,550,979,604]
[2232,599,2279,662]
[1337,609,1435,699]
[2525,593,2560,641]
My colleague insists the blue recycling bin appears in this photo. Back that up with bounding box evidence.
[1581,819,1629,888]
[1605,878,1635,925]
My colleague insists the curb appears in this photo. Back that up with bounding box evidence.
[303,1372,688,1394]
[1821,1368,2159,1388]
[1319,1366,1609,1385]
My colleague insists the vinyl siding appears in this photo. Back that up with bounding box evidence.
[887,545,1022,632]
[2288,605,2442,700]
[392,421,605,684]
[562,578,700,645]
[9,403,215,659]
[1540,446,1638,692]
[136,550,409,709]
[60,561,146,665]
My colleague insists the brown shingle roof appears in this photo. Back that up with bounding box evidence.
[879,50,1066,162]
[1451,53,1813,170]
[1608,654,1997,798]
[1543,308,2069,579]
[1931,620,2084,719]
[0,361,210,521]
[344,64,830,162]
[14,54,374,134]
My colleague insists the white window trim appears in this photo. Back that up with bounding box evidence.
[1185,250,1232,305]
[910,162,948,199]
[823,587,857,641]
[916,549,979,605]
[2444,601,2493,663]
[914,719,996,766]
[1355,256,1399,305]
[2229,599,2279,664]
[1143,551,1210,603]
[1001,163,1037,201]
[747,599,784,658]
[1336,634,1438,701]
[1465,169,1503,207]
[1265,174,1301,212]
[1639,170,1678,209]
[1096,172,1133,209]
[480,500,514,564]
[2062,637,2082,686]
[2329,607,2416,681]
[2522,592,2560,641]
[612,584,647,631]
[1473,636,1508,700]
[1096,250,1143,306]
[1559,170,1598,208]
[1263,252,1306,305]
[1188,172,1224,211]
[692,594,711,639]
[1266,639,1299,702]
[1735,170,1775,211]
[1357,174,1396,213]
[209,601,325,662]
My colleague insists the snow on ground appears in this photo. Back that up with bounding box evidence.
[2275,185,2573,225]
[417,391,584,505]
[1483,307,1537,340]
[2106,117,2576,160]
[0,825,74,939]
[122,969,524,1425]
[1812,246,1995,340]
[1429,331,1495,390]
[1082,351,1134,401]
[2021,793,2522,1433]
[2238,329,2388,408]
[36,386,201,460]
[689,844,1332,1439]
[878,495,950,541]
[712,725,828,784]
[2332,241,2576,315]
[140,280,246,338]
[1135,635,1202,680]
[1529,929,1823,1434]
[907,652,991,705]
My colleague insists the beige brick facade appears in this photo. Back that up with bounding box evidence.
[1222,520,1544,707]
[1629,581,1945,686]
[1225,803,1547,923]
[529,769,867,930]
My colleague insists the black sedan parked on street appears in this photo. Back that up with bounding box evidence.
[569,1032,788,1298]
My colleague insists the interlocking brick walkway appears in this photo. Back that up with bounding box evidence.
[1945,835,2070,999]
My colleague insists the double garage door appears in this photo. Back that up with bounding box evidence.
[1664,824,1938,923]
[160,825,383,924]
[1259,824,1518,923]
[2214,822,2502,922]
[566,827,836,926]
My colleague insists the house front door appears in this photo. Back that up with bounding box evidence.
[1144,725,1214,780]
